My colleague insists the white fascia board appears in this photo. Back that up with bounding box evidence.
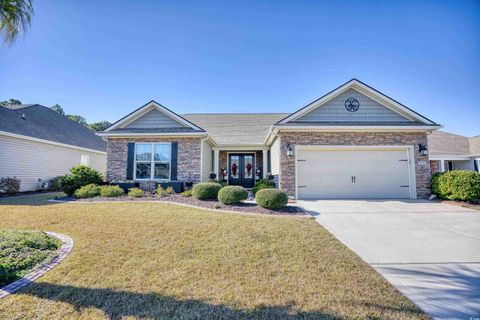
[212,145,269,151]
[429,155,473,161]
[96,132,208,137]
[273,125,442,132]
[0,130,107,155]
[279,79,437,125]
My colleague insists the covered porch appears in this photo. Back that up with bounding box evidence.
[212,146,268,188]
[430,156,478,173]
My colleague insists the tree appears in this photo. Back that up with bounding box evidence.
[67,114,88,126]
[0,0,34,46]
[89,121,112,132]
[51,104,65,115]
[0,98,21,106]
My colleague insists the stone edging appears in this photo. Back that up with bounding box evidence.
[0,232,74,299]
[49,198,311,219]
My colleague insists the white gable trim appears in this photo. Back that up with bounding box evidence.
[104,101,204,132]
[278,79,437,125]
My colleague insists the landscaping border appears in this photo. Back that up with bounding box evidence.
[0,232,74,299]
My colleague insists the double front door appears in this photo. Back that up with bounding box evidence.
[228,153,255,188]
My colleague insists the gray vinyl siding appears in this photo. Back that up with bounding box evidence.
[296,89,412,123]
[201,139,212,182]
[0,134,106,191]
[124,109,188,129]
[270,137,281,175]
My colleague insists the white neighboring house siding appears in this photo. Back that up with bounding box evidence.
[200,139,212,182]
[0,134,106,191]
[296,88,411,122]
[124,109,188,129]
[270,137,281,175]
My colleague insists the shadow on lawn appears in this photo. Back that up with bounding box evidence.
[20,282,344,320]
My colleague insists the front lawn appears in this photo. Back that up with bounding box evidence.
[0,194,428,319]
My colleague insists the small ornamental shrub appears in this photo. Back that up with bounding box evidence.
[165,186,175,195]
[436,170,480,201]
[181,190,193,197]
[74,184,101,198]
[59,165,103,195]
[128,187,144,197]
[218,186,248,205]
[155,186,174,197]
[0,177,21,194]
[430,172,443,197]
[252,178,275,195]
[49,176,62,191]
[99,185,124,197]
[255,189,288,210]
[192,182,223,200]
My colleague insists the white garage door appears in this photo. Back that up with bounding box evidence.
[297,148,412,199]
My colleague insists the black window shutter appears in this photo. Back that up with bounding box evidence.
[171,142,178,181]
[126,143,135,180]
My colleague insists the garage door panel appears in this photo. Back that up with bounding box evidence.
[297,148,411,199]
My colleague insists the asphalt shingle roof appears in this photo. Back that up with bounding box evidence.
[0,104,106,152]
[427,131,478,156]
[183,113,289,145]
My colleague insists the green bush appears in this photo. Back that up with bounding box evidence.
[156,186,175,197]
[218,186,248,205]
[0,176,21,194]
[192,182,223,200]
[430,172,443,197]
[59,165,103,195]
[128,187,144,197]
[252,178,275,195]
[49,176,62,191]
[99,185,124,197]
[181,190,192,197]
[255,189,288,210]
[74,184,101,198]
[436,170,480,201]
[209,179,228,187]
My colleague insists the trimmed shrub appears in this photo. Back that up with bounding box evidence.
[128,187,144,197]
[252,178,275,195]
[74,184,101,198]
[49,176,62,191]
[436,170,480,201]
[59,165,103,195]
[0,177,21,194]
[192,182,223,200]
[218,186,248,205]
[181,190,192,197]
[430,172,443,197]
[255,189,288,210]
[99,185,124,197]
[156,186,174,197]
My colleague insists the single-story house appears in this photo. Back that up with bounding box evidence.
[0,104,107,191]
[428,131,480,173]
[98,79,442,199]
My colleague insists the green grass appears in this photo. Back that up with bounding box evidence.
[0,194,429,319]
[0,230,62,286]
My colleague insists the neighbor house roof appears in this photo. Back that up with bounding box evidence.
[427,131,479,157]
[183,113,289,145]
[0,104,106,152]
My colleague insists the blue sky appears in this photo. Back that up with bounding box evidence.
[1,0,479,135]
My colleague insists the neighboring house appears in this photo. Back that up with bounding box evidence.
[428,131,480,173]
[98,79,441,199]
[0,104,107,191]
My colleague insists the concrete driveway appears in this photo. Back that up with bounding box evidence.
[297,199,480,320]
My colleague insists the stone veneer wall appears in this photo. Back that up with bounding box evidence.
[430,160,440,174]
[218,150,263,181]
[106,137,201,190]
[279,132,431,198]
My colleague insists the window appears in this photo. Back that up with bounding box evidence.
[80,155,90,166]
[135,143,171,180]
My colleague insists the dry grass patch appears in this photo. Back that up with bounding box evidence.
[0,194,428,319]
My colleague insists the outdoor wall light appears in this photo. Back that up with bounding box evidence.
[286,144,294,157]
[418,144,428,156]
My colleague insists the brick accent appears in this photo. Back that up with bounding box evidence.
[430,160,440,174]
[106,138,201,190]
[279,132,431,199]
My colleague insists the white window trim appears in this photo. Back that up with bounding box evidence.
[133,143,172,181]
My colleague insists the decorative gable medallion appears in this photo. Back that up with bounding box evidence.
[344,98,359,112]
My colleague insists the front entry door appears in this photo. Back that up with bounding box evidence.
[228,154,255,188]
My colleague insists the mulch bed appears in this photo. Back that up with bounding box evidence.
[439,199,480,211]
[54,194,308,216]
